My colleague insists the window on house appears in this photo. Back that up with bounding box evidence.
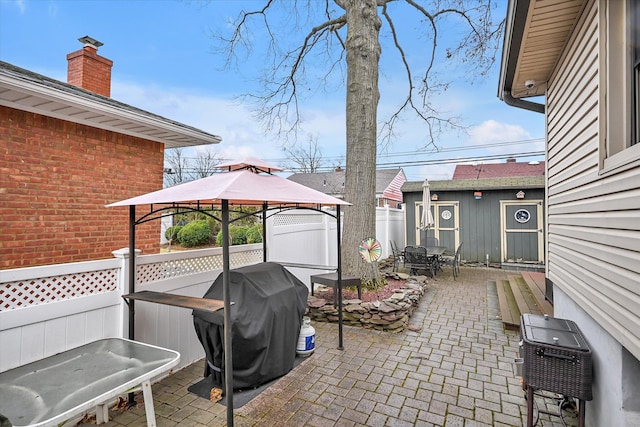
[633,0,640,146]
[600,0,640,173]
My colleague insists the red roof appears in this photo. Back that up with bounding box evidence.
[453,160,545,179]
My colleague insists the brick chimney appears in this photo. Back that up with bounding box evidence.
[67,36,113,97]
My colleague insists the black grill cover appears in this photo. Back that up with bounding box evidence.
[192,262,308,390]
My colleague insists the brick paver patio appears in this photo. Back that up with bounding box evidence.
[106,266,578,426]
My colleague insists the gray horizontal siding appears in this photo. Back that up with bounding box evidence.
[546,0,640,359]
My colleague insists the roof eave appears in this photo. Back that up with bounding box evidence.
[0,65,222,148]
[498,0,586,114]
[498,0,545,114]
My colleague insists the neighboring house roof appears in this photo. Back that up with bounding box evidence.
[287,171,345,197]
[498,0,583,112]
[402,176,545,193]
[287,168,406,202]
[377,168,406,202]
[0,61,222,147]
[452,161,545,179]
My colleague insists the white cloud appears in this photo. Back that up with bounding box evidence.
[111,80,288,161]
[6,0,26,13]
[468,119,543,156]
[417,163,456,181]
[110,78,356,167]
[469,119,531,143]
[109,78,543,178]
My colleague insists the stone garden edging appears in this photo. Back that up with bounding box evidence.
[306,273,430,333]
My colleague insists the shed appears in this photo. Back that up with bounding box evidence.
[401,176,545,267]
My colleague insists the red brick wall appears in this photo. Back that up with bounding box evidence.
[0,106,164,269]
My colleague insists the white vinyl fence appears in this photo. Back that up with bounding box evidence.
[0,206,405,373]
[266,206,405,283]
[0,245,262,373]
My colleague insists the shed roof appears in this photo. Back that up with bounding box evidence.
[402,176,545,193]
[0,61,222,148]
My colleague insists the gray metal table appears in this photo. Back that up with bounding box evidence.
[310,272,361,306]
[0,338,180,427]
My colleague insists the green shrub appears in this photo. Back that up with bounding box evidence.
[246,224,263,243]
[177,220,211,247]
[216,224,262,246]
[165,225,183,243]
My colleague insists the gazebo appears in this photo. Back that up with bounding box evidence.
[107,157,350,426]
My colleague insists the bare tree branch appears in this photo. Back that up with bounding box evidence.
[164,148,221,186]
[281,134,325,173]
[208,0,504,277]
[190,149,221,180]
[213,0,502,149]
[164,148,189,187]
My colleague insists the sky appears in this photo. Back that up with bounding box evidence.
[0,0,546,181]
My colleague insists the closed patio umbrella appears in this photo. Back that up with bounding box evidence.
[420,179,434,231]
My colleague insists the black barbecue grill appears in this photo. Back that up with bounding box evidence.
[520,314,592,427]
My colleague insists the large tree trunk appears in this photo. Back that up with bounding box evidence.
[341,0,381,279]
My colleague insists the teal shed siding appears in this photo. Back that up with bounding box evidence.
[402,178,545,264]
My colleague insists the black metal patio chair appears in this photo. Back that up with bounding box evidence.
[404,245,436,277]
[389,240,404,272]
[441,242,463,280]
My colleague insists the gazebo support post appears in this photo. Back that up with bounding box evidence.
[262,201,267,262]
[222,200,234,426]
[127,205,136,407]
[337,205,344,350]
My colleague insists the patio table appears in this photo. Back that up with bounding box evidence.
[427,246,447,275]
[404,246,446,277]
[0,338,180,427]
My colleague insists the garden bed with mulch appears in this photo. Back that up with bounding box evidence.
[306,271,430,333]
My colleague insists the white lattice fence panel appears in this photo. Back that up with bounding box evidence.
[1,269,119,311]
[272,213,324,227]
[136,249,263,284]
[137,255,223,284]
[229,249,263,266]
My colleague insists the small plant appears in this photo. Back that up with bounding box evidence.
[177,220,211,247]
[165,225,183,244]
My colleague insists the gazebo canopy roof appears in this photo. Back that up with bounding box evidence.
[107,158,349,208]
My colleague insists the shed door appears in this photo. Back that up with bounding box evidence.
[415,201,460,254]
[500,200,544,263]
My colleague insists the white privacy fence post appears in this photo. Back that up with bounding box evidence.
[112,247,141,339]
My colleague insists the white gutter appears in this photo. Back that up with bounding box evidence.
[0,63,222,147]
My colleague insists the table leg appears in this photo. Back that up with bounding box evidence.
[141,379,157,427]
[96,403,109,424]
[526,386,534,427]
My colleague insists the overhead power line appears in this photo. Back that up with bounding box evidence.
[166,138,546,174]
